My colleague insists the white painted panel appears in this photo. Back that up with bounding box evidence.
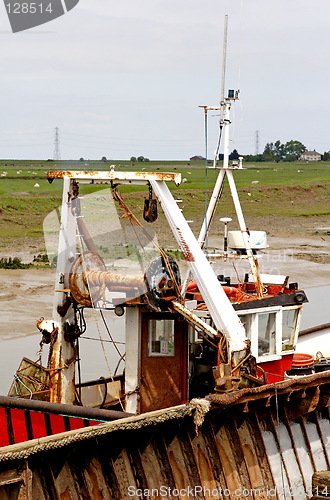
[290,421,314,493]
[262,430,290,500]
[80,380,122,408]
[318,418,330,460]
[125,307,140,414]
[277,423,307,499]
[297,329,330,358]
[305,421,328,471]
[51,176,76,404]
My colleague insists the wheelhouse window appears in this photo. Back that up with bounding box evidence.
[237,305,302,361]
[239,314,252,340]
[282,308,300,351]
[148,319,175,356]
[258,312,276,356]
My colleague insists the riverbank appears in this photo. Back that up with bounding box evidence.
[1,214,329,262]
[0,213,329,341]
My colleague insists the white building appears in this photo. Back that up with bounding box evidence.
[299,149,322,161]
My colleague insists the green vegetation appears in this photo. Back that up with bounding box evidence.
[0,257,32,269]
[0,158,329,245]
[242,140,307,163]
[33,253,49,264]
[239,139,325,163]
[97,243,183,263]
[97,243,159,262]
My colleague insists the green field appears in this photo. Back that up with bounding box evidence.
[0,159,329,242]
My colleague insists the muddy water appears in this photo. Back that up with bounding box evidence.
[0,235,330,394]
[0,314,126,396]
[0,268,125,394]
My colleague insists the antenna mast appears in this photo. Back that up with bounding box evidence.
[184,14,264,299]
[220,15,228,126]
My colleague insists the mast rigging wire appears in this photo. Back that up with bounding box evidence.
[100,309,125,359]
[204,110,208,259]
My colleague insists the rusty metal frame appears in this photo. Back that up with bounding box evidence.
[171,301,219,339]
[47,170,181,186]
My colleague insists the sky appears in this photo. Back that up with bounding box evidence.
[0,0,329,161]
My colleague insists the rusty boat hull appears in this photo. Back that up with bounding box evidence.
[1,372,330,499]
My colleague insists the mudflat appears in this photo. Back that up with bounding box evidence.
[0,213,329,341]
[0,267,54,339]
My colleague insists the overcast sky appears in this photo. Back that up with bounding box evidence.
[0,0,329,161]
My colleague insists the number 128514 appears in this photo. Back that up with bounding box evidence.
[6,3,53,14]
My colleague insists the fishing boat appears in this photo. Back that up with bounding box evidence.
[1,26,330,500]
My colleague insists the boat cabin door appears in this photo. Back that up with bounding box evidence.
[140,311,188,413]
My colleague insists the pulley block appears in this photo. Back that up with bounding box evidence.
[143,183,158,222]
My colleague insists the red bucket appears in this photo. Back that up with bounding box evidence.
[292,353,314,369]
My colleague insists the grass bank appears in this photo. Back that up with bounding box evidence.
[0,159,329,243]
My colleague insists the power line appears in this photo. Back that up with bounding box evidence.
[62,131,205,143]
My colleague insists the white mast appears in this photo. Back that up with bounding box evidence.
[183,15,264,299]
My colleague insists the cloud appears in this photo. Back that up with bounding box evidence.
[0,0,329,159]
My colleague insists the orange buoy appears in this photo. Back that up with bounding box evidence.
[222,286,239,297]
[185,281,239,298]
[186,281,198,292]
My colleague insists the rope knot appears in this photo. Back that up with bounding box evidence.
[190,398,211,434]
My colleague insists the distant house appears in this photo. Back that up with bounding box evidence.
[299,150,322,161]
[190,155,206,161]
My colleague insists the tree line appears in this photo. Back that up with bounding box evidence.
[223,140,330,163]
[130,156,150,162]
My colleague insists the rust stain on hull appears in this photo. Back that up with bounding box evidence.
[2,374,330,498]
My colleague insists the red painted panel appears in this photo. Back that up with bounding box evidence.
[69,417,85,430]
[0,408,10,447]
[259,353,294,384]
[30,411,48,440]
[49,414,66,435]
[11,409,28,444]
[88,420,103,427]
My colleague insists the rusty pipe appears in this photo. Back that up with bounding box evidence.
[86,270,145,288]
[76,217,100,257]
